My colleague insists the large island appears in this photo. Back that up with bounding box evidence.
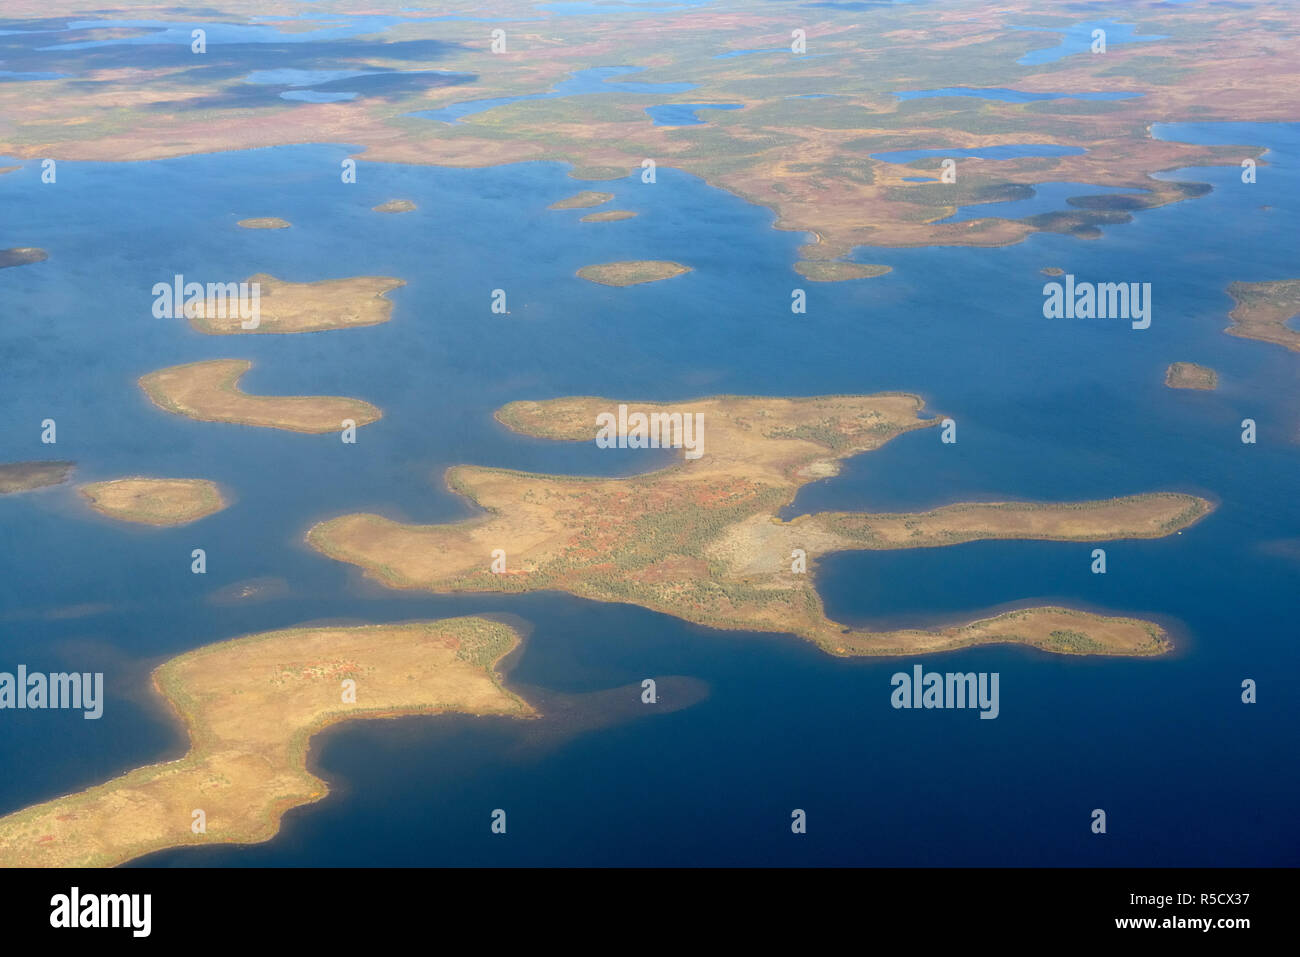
[309,394,1212,658]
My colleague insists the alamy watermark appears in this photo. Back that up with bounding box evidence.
[891,665,999,719]
[0,666,103,719]
[50,887,150,937]
[1042,274,1151,329]
[152,274,262,329]
[595,404,705,459]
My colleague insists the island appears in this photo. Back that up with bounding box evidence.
[206,576,290,605]
[186,274,404,335]
[373,199,417,213]
[795,261,892,282]
[581,210,637,223]
[0,461,74,494]
[1224,279,1300,352]
[549,191,613,210]
[79,478,228,526]
[577,261,691,286]
[236,217,291,229]
[1164,362,1219,390]
[307,394,1212,658]
[1041,267,1065,277]
[139,359,381,434]
[0,617,533,867]
[0,247,47,268]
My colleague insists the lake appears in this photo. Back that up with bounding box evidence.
[1,120,1297,866]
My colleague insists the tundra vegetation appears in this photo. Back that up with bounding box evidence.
[139,359,381,433]
[0,618,532,867]
[186,274,404,335]
[0,461,75,494]
[79,478,228,526]
[1164,362,1219,390]
[1225,280,1300,353]
[309,394,1211,658]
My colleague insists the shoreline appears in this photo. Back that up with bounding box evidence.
[0,619,534,868]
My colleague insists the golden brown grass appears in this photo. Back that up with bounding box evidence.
[1165,362,1219,390]
[1225,280,1300,352]
[186,274,404,335]
[308,394,1211,658]
[79,478,227,526]
[139,359,381,434]
[236,217,290,229]
[548,191,613,210]
[0,618,532,868]
[794,261,892,282]
[577,261,691,286]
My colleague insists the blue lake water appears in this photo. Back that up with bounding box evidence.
[644,102,743,126]
[895,88,1143,103]
[39,16,427,50]
[927,182,1144,225]
[413,65,696,124]
[281,90,357,103]
[1,121,1297,867]
[0,69,65,81]
[870,144,1085,163]
[1014,20,1168,66]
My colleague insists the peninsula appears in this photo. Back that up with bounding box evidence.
[1225,280,1300,352]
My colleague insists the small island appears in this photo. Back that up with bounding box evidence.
[795,261,892,282]
[0,617,533,867]
[549,191,614,210]
[139,359,381,434]
[0,247,47,268]
[236,217,291,229]
[1225,279,1300,352]
[308,393,1212,659]
[0,461,74,494]
[79,478,227,526]
[577,261,691,286]
[1041,267,1065,277]
[581,210,637,223]
[207,576,290,605]
[187,274,404,335]
[1164,362,1218,390]
[373,199,417,213]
